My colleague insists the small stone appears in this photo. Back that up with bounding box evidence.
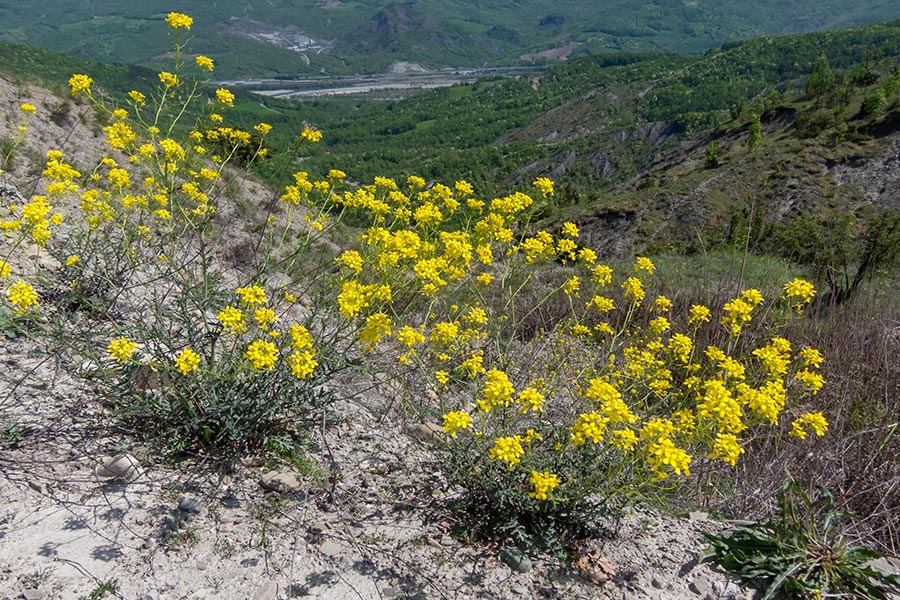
[511,583,529,595]
[137,593,159,600]
[381,586,400,598]
[178,494,203,513]
[412,422,445,444]
[22,589,44,600]
[712,580,742,598]
[319,539,346,558]
[688,511,709,521]
[196,559,209,571]
[94,454,143,481]
[307,521,330,534]
[129,365,171,392]
[651,577,664,589]
[259,470,303,493]
[499,546,533,573]
[27,479,44,494]
[252,581,278,600]
[690,575,711,596]
[868,556,900,577]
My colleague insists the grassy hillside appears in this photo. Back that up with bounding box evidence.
[1,1,899,76]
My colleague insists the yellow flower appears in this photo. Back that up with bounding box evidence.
[289,323,314,350]
[65,255,79,267]
[254,307,278,330]
[0,260,11,278]
[174,348,201,375]
[397,326,425,349]
[592,264,613,286]
[337,280,369,318]
[18,103,36,114]
[799,347,824,368]
[358,312,392,347]
[301,125,323,142]
[476,272,494,286]
[562,275,580,297]
[622,277,645,304]
[158,72,179,88]
[195,55,215,71]
[128,90,146,106]
[338,250,364,272]
[796,369,825,393]
[245,340,279,371]
[648,316,670,335]
[560,221,579,237]
[711,433,744,466]
[634,256,655,275]
[688,304,711,324]
[532,177,554,197]
[435,370,450,384]
[489,436,525,467]
[6,280,38,313]
[517,387,545,413]
[215,88,235,107]
[611,429,639,452]
[571,412,608,445]
[165,12,193,29]
[789,412,828,439]
[784,278,815,308]
[529,471,560,500]
[442,411,472,437]
[479,369,514,412]
[107,337,138,363]
[236,285,267,306]
[217,306,246,333]
[288,350,318,379]
[646,437,692,478]
[460,352,486,378]
[68,74,93,95]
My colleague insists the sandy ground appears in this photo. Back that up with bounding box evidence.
[0,331,755,600]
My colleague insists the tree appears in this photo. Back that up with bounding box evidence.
[705,140,720,168]
[806,54,834,99]
[747,114,762,151]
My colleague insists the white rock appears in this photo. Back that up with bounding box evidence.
[94,454,143,481]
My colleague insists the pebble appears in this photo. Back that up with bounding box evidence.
[259,470,303,493]
[319,539,346,557]
[178,494,203,513]
[510,583,529,595]
[94,454,143,481]
[690,575,711,596]
[499,546,533,573]
[252,581,278,600]
[412,422,444,444]
[22,589,44,600]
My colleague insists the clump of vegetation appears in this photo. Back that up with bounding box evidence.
[702,477,900,599]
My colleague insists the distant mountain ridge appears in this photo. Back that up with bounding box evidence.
[1,1,899,77]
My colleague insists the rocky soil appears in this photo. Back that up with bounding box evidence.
[0,334,757,600]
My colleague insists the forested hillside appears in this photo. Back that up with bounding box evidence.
[2,0,899,76]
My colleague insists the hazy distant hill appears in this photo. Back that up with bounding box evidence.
[2,0,900,77]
